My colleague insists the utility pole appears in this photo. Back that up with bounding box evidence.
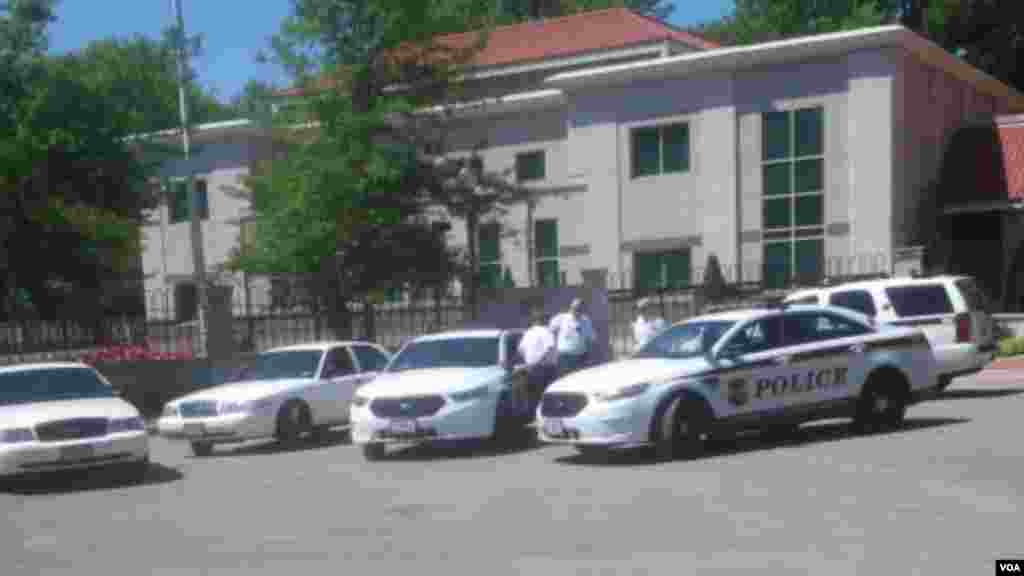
[172,0,208,357]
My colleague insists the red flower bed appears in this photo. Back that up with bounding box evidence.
[79,344,192,364]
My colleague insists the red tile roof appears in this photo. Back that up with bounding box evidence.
[438,7,718,69]
[944,116,1024,205]
[276,8,717,97]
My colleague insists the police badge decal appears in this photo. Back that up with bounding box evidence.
[727,378,749,407]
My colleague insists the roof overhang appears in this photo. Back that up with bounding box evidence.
[458,41,668,81]
[415,88,566,120]
[545,25,1024,111]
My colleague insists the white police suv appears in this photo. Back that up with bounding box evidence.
[537,304,939,460]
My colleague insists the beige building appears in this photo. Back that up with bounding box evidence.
[138,9,1024,320]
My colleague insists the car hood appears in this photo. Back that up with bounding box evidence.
[546,357,711,395]
[358,367,506,398]
[172,378,316,405]
[0,397,141,429]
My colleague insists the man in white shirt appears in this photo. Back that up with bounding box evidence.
[518,310,556,412]
[549,298,596,378]
[632,297,667,351]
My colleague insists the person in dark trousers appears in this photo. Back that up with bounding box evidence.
[518,310,557,413]
[549,298,596,378]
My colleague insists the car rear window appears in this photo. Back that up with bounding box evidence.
[829,290,877,317]
[954,278,989,311]
[884,284,954,317]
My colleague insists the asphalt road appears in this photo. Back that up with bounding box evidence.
[3,371,1023,575]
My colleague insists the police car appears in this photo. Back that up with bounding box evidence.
[537,304,939,460]
[349,329,532,461]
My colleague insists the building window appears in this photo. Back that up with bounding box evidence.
[174,282,198,322]
[169,178,210,224]
[631,122,690,178]
[633,249,690,294]
[478,222,502,290]
[761,106,825,289]
[534,219,560,288]
[515,150,545,182]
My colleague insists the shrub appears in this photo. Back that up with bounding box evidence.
[997,337,1024,358]
[78,344,192,364]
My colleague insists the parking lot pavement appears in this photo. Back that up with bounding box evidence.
[3,371,1023,575]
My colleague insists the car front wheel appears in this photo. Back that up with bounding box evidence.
[362,443,386,461]
[190,441,213,457]
[654,396,710,462]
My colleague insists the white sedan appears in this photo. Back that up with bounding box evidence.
[537,304,939,461]
[157,341,390,456]
[350,329,531,461]
[0,362,150,480]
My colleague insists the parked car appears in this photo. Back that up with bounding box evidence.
[537,304,938,461]
[157,341,391,456]
[350,328,531,461]
[0,362,150,480]
[785,275,997,391]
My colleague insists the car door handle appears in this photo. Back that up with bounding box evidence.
[773,355,791,365]
[848,344,865,354]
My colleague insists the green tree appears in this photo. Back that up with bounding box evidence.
[232,0,495,338]
[496,0,674,22]
[53,34,235,135]
[691,0,892,45]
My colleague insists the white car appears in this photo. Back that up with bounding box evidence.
[350,329,531,461]
[537,304,938,461]
[0,362,149,479]
[785,274,997,391]
[157,341,391,456]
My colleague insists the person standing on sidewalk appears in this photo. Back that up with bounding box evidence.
[518,310,557,412]
[632,297,667,352]
[549,298,596,378]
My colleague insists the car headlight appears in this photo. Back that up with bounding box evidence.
[0,428,35,443]
[162,404,178,418]
[449,384,490,403]
[593,382,651,403]
[108,417,145,433]
[351,395,370,407]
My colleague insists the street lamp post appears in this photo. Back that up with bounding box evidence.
[171,0,208,357]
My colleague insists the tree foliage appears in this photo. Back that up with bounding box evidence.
[495,0,674,22]
[232,0,497,337]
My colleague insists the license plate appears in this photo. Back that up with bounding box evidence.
[543,419,565,437]
[59,444,94,462]
[389,420,416,434]
[183,423,207,436]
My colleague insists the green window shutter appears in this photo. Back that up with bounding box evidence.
[479,223,500,263]
[479,263,502,290]
[763,163,791,197]
[794,239,824,285]
[195,180,209,220]
[534,219,557,259]
[633,252,661,293]
[763,111,791,161]
[763,197,792,229]
[661,124,690,173]
[794,158,823,194]
[384,287,402,302]
[631,127,661,178]
[515,150,545,182]
[763,242,792,290]
[536,261,559,288]
[795,107,824,157]
[172,181,190,223]
[794,195,823,227]
[664,250,690,288]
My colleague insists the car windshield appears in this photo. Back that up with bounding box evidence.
[0,367,115,406]
[386,337,500,372]
[231,350,323,381]
[632,321,736,359]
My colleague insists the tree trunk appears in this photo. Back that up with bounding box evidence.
[465,208,480,321]
[319,262,353,339]
[363,298,376,341]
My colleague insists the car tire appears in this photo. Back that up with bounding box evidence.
[653,396,710,462]
[362,443,386,461]
[190,441,214,457]
[937,375,953,393]
[854,371,908,433]
[574,445,610,462]
[762,423,801,442]
[275,399,312,445]
[120,457,150,483]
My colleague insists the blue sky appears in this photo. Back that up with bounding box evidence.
[48,1,734,102]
